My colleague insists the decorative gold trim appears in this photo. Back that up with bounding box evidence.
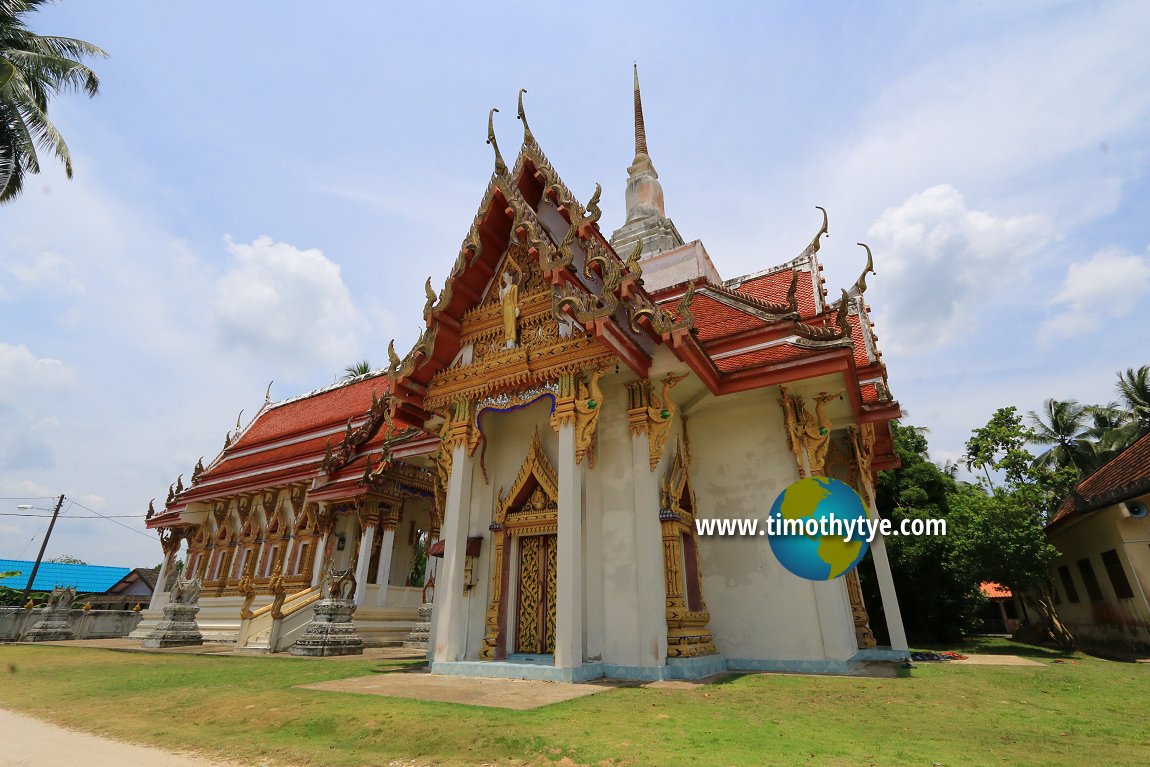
[480,430,560,660]
[647,373,687,470]
[778,387,838,477]
[660,438,716,658]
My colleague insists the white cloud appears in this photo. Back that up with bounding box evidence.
[212,236,365,370]
[1038,245,1150,344]
[78,494,108,511]
[4,252,83,292]
[0,343,76,408]
[0,344,76,472]
[866,184,1055,353]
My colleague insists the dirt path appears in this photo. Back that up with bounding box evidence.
[0,708,241,767]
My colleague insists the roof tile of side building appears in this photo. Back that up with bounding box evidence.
[1048,430,1150,526]
[0,559,133,593]
[230,373,391,451]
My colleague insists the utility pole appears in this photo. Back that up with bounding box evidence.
[22,494,65,603]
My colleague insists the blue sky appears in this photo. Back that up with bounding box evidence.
[2,1,1148,566]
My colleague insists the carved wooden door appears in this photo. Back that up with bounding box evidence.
[515,534,557,654]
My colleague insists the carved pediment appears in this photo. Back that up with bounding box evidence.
[495,429,558,526]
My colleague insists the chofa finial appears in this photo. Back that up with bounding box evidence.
[852,243,876,295]
[487,107,507,175]
[264,380,273,403]
[517,88,534,146]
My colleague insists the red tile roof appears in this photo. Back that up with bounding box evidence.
[232,374,390,450]
[691,293,768,342]
[152,374,398,519]
[1049,430,1150,526]
[731,268,819,318]
[713,343,813,373]
[980,582,1012,599]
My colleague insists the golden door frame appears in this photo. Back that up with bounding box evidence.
[481,430,559,660]
[661,438,717,658]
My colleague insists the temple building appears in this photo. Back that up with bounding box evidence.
[144,70,908,679]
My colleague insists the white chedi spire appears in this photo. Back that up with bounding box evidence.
[611,65,685,258]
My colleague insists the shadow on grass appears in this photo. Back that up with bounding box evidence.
[916,635,1076,660]
[367,661,430,674]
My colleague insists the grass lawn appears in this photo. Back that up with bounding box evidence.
[0,637,1146,767]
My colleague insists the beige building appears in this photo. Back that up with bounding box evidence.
[1046,431,1150,655]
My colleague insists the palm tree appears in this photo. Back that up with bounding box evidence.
[1028,398,1095,476]
[342,360,372,380]
[1116,365,1150,441]
[1,0,107,202]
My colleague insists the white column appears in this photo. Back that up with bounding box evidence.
[353,523,376,606]
[866,515,908,651]
[632,431,668,667]
[279,535,295,576]
[374,524,398,607]
[432,443,474,663]
[555,422,584,669]
[860,471,908,651]
[311,531,330,587]
[149,548,176,610]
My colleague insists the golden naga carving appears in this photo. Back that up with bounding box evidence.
[779,387,839,477]
[482,429,559,660]
[423,277,438,320]
[660,438,716,658]
[268,575,288,619]
[237,575,257,619]
[848,422,877,506]
[158,526,183,556]
[442,399,480,455]
[487,107,507,175]
[554,367,609,462]
[552,237,624,324]
[647,372,688,470]
[573,366,609,466]
[624,241,643,281]
[628,281,695,336]
[852,243,876,296]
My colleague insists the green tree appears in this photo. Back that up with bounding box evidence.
[1,0,107,202]
[343,360,372,380]
[408,529,428,587]
[1027,399,1099,476]
[1115,365,1150,443]
[961,408,1075,648]
[871,422,982,643]
[46,554,86,565]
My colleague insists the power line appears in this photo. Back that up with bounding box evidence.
[67,498,157,541]
[0,512,148,518]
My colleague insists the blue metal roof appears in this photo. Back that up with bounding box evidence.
[0,559,132,594]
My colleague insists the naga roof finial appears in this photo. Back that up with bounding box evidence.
[633,63,649,160]
[804,206,829,257]
[517,88,534,146]
[852,243,876,295]
[235,409,244,430]
[264,380,273,403]
[487,107,507,175]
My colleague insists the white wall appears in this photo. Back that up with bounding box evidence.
[690,389,857,662]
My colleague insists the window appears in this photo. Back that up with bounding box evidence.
[1077,558,1105,602]
[1058,565,1079,604]
[1100,549,1135,599]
